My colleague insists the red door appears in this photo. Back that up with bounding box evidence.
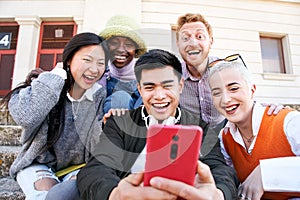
[0,23,18,97]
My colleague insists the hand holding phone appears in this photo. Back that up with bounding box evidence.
[144,124,203,188]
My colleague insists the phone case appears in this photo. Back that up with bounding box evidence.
[144,124,203,187]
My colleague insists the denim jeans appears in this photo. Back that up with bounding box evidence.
[104,76,142,113]
[16,164,80,200]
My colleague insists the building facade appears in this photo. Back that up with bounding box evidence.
[0,0,300,105]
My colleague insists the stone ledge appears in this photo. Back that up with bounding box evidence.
[285,104,300,111]
[0,177,25,200]
[0,110,16,126]
[0,146,21,177]
[0,126,22,146]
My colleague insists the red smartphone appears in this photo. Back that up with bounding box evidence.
[143,124,203,188]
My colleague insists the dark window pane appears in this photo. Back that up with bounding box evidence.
[260,37,285,73]
[41,25,74,49]
[0,54,14,90]
[57,53,63,63]
[39,54,54,71]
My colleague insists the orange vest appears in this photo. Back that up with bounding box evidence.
[223,108,299,199]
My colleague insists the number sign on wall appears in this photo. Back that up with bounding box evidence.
[0,33,12,49]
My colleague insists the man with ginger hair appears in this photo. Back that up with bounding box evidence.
[176,13,282,131]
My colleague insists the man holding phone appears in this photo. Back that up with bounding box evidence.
[77,49,239,200]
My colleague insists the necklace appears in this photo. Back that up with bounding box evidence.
[71,101,81,121]
[241,134,255,143]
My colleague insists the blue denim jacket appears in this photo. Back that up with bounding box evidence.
[103,75,142,113]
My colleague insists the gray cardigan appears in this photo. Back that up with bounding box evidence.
[9,71,106,178]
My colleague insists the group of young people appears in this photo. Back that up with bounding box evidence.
[0,12,299,200]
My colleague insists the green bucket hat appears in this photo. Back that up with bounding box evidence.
[99,15,147,57]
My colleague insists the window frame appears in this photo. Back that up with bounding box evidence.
[0,22,19,96]
[36,21,77,71]
[259,33,292,75]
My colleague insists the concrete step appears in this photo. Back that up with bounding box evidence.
[287,104,300,111]
[0,123,25,199]
[0,177,25,200]
[0,146,21,177]
[0,125,22,146]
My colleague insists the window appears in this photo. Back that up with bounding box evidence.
[37,22,77,71]
[0,23,19,96]
[171,25,179,57]
[260,35,289,74]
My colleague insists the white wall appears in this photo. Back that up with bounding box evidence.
[1,0,300,104]
[0,0,86,87]
[81,0,142,33]
[140,0,300,104]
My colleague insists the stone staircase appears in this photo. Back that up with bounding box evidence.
[0,103,299,200]
[0,109,25,200]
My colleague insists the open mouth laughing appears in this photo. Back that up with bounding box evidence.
[152,102,171,113]
[187,50,201,55]
[83,74,98,82]
[225,104,239,114]
[153,102,170,108]
[114,55,127,61]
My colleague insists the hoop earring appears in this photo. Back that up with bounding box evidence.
[135,51,139,58]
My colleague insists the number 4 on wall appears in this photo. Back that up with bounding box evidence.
[0,33,12,49]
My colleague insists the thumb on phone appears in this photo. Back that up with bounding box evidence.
[196,161,215,185]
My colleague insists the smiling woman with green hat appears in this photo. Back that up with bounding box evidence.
[99,15,146,57]
[98,15,147,114]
